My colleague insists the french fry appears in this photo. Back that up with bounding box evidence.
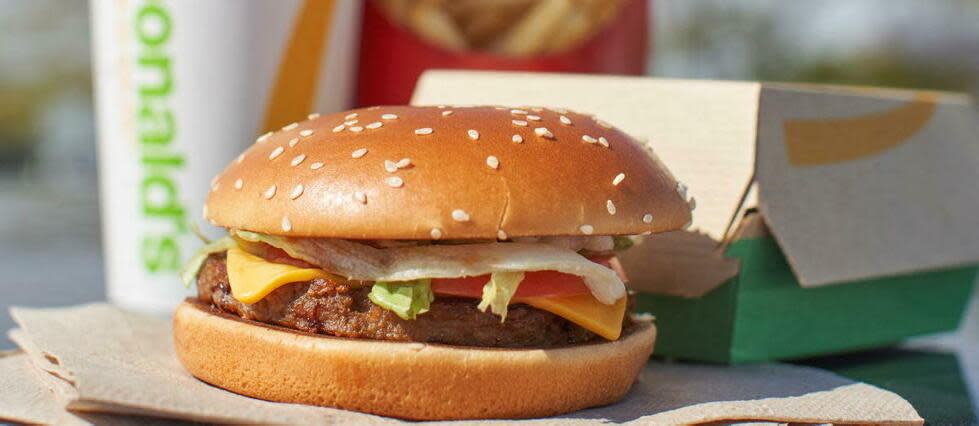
[543,3,591,53]
[490,0,574,56]
[589,0,623,26]
[445,0,537,19]
[408,0,470,51]
[374,0,416,26]
[547,0,625,53]
[372,0,626,56]
[449,0,537,49]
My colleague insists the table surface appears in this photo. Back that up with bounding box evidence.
[2,182,977,423]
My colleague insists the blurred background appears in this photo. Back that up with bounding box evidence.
[1,0,978,418]
[9,1,978,308]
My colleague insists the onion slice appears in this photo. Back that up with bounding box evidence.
[234,231,626,305]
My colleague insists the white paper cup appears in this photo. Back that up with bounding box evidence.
[90,0,361,314]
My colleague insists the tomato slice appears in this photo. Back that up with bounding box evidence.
[430,255,626,299]
[432,271,589,298]
[233,237,627,299]
[234,239,317,269]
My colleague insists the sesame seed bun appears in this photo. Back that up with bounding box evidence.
[172,300,656,420]
[204,106,692,239]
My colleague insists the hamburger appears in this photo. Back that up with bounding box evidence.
[175,105,693,420]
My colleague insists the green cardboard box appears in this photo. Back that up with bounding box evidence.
[411,71,979,363]
[629,214,977,364]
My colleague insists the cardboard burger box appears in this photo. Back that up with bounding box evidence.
[412,71,979,364]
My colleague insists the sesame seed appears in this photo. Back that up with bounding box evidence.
[309,162,324,170]
[236,153,245,163]
[441,110,453,116]
[234,178,243,190]
[430,228,443,240]
[307,113,320,120]
[289,184,304,200]
[512,134,523,143]
[299,129,314,137]
[641,231,652,236]
[282,122,298,131]
[202,205,208,219]
[352,148,368,158]
[684,220,693,229]
[290,154,306,166]
[534,127,554,139]
[414,128,433,135]
[333,124,345,132]
[613,173,625,186]
[437,105,447,108]
[264,185,277,199]
[497,229,508,240]
[210,176,219,187]
[526,115,541,121]
[256,132,272,143]
[354,191,367,204]
[554,107,568,114]
[596,119,612,128]
[510,109,528,115]
[676,182,688,199]
[288,137,299,147]
[211,182,219,192]
[281,216,292,232]
[607,200,617,215]
[468,129,479,140]
[580,224,594,235]
[396,158,411,168]
[512,120,528,127]
[530,107,543,112]
[344,120,359,126]
[345,113,358,120]
[366,121,383,129]
[582,135,598,144]
[385,176,404,188]
[643,213,653,223]
[486,156,500,169]
[451,209,470,222]
[269,146,284,160]
[384,160,398,173]
[349,126,364,132]
[559,115,572,125]
[689,197,697,211]
[598,137,609,148]
[381,113,398,120]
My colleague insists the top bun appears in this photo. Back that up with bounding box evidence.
[205,106,692,240]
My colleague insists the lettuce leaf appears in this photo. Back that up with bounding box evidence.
[477,272,525,321]
[612,235,636,252]
[368,279,434,320]
[231,229,624,304]
[180,236,238,288]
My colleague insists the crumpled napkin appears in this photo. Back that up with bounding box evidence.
[1,304,922,425]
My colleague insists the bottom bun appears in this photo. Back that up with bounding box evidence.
[173,300,656,420]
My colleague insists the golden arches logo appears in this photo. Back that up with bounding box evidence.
[784,93,937,166]
[261,0,338,133]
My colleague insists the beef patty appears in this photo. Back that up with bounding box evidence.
[197,253,630,347]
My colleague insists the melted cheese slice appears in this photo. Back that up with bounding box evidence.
[225,246,626,339]
[225,247,334,304]
[518,295,626,340]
